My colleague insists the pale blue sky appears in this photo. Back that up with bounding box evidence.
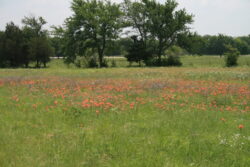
[0,0,250,36]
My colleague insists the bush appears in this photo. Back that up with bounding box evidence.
[166,55,182,66]
[88,56,99,68]
[100,59,109,68]
[111,59,117,67]
[74,56,99,68]
[74,48,99,68]
[224,45,240,67]
[125,36,153,66]
[145,46,183,67]
[164,46,184,66]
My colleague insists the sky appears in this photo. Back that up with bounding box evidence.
[0,0,250,36]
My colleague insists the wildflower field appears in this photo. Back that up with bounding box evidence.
[0,65,250,166]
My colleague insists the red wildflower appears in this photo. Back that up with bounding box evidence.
[220,118,226,122]
[238,124,244,129]
[96,110,100,115]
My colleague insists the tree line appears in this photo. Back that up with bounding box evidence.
[0,0,250,68]
[0,16,54,68]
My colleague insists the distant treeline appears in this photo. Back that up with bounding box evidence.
[103,34,250,57]
[0,17,54,68]
[0,0,250,68]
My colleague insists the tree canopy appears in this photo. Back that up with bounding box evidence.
[65,0,123,67]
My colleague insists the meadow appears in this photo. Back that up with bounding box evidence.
[0,56,250,167]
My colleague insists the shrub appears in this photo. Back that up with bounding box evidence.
[224,45,240,67]
[145,46,184,67]
[111,59,117,67]
[74,56,99,68]
[164,46,184,66]
[125,36,153,66]
[100,59,109,68]
[74,48,99,68]
[88,56,99,68]
[166,55,182,66]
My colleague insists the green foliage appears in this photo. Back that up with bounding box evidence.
[65,0,123,67]
[22,16,54,68]
[74,56,99,68]
[178,34,250,56]
[0,16,54,68]
[125,36,153,66]
[50,26,66,58]
[124,0,193,65]
[29,37,53,67]
[111,59,117,67]
[22,16,45,34]
[165,45,186,57]
[177,32,206,55]
[165,46,184,66]
[0,31,4,66]
[224,45,240,67]
[1,22,27,67]
[74,48,99,68]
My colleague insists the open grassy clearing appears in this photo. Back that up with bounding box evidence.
[0,59,250,166]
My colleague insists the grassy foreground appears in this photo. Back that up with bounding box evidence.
[0,60,250,166]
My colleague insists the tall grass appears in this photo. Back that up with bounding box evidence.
[0,59,249,167]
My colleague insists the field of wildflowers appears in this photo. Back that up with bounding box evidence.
[0,67,249,166]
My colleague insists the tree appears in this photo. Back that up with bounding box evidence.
[66,0,123,67]
[124,0,193,65]
[2,22,26,67]
[177,32,206,55]
[124,0,150,49]
[234,38,249,55]
[144,0,193,64]
[22,16,54,67]
[50,26,66,58]
[29,37,53,67]
[22,16,47,37]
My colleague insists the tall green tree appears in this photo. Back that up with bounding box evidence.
[144,0,193,64]
[66,0,123,67]
[29,37,54,67]
[50,26,66,58]
[124,0,150,48]
[22,16,53,67]
[125,0,193,65]
[22,16,47,37]
[2,22,26,67]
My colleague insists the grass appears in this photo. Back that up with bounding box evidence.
[0,57,250,167]
[99,55,250,68]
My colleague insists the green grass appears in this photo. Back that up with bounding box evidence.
[0,57,250,166]
[100,55,250,68]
